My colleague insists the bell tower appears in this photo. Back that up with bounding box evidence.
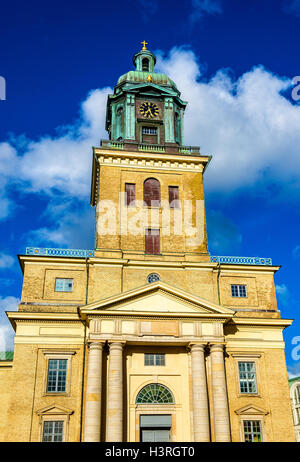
[91,43,211,262]
[105,41,187,149]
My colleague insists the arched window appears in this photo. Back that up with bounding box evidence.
[295,385,300,404]
[147,273,160,283]
[142,58,149,72]
[144,178,160,207]
[136,383,174,404]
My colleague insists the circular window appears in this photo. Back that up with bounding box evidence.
[147,273,160,283]
[136,383,174,404]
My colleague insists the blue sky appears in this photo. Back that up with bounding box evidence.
[0,0,300,376]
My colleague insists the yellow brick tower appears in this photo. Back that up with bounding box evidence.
[0,43,296,442]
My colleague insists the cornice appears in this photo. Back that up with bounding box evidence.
[227,318,293,328]
[81,310,232,322]
[6,311,82,330]
[93,147,210,164]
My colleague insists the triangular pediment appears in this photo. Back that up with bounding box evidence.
[126,83,177,97]
[235,404,269,416]
[36,404,74,416]
[81,281,234,317]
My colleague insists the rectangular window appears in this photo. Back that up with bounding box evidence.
[125,183,136,206]
[231,284,247,298]
[145,353,165,366]
[145,229,160,255]
[55,278,73,292]
[238,362,257,393]
[46,359,68,393]
[142,127,157,135]
[168,186,179,208]
[42,421,64,442]
[243,420,262,442]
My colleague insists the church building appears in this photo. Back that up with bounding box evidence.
[0,43,296,442]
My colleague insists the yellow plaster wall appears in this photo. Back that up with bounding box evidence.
[125,345,191,442]
[19,258,280,317]
[4,342,85,442]
[0,364,12,441]
[225,348,295,442]
[220,271,278,311]
[95,165,208,256]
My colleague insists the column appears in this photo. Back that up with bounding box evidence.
[83,342,103,442]
[106,342,124,442]
[210,343,231,442]
[190,343,210,442]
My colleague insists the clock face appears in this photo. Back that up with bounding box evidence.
[139,101,159,119]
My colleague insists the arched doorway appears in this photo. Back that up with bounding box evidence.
[136,383,174,442]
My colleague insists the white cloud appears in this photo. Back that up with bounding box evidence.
[156,48,300,196]
[0,88,110,221]
[283,0,300,17]
[275,284,289,306]
[0,295,19,352]
[25,200,95,249]
[138,0,158,21]
[292,245,300,259]
[287,362,300,379]
[0,253,14,269]
[190,0,222,23]
[0,47,299,221]
[18,88,110,198]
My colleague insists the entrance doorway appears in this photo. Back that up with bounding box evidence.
[140,415,171,442]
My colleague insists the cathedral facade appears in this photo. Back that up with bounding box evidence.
[0,44,295,442]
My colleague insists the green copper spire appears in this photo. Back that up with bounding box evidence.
[105,43,187,147]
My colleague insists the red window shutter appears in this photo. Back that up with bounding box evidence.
[169,186,179,208]
[125,183,135,206]
[145,229,160,254]
[144,178,160,207]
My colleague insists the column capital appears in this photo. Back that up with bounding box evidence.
[108,341,126,350]
[188,342,207,352]
[88,341,105,351]
[209,343,225,353]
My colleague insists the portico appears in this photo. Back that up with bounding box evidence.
[81,281,233,442]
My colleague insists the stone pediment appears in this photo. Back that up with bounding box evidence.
[234,404,269,416]
[81,281,234,317]
[36,404,74,416]
[126,83,177,97]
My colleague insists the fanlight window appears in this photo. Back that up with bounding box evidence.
[136,383,174,404]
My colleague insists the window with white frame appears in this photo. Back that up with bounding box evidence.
[145,353,165,366]
[142,126,157,135]
[42,420,64,442]
[295,385,300,405]
[55,278,73,292]
[243,420,262,442]
[231,284,247,298]
[46,359,68,393]
[238,362,257,393]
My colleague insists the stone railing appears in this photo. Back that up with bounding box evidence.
[138,144,166,153]
[210,256,273,265]
[25,247,95,258]
[25,248,273,265]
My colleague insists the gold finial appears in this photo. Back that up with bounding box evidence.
[141,40,148,50]
[147,74,152,82]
